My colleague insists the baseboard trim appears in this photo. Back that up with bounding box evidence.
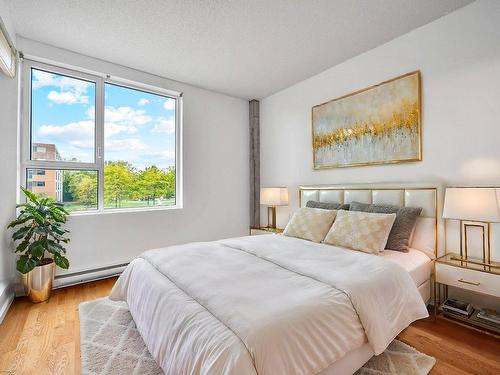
[0,282,15,324]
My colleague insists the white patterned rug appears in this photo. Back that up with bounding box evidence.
[354,340,435,375]
[79,298,436,375]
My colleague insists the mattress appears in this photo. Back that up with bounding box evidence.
[379,247,432,287]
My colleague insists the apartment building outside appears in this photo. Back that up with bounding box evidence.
[28,143,63,201]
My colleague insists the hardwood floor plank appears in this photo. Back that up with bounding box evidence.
[0,299,30,355]
[0,277,498,374]
[431,361,471,375]
[399,317,500,375]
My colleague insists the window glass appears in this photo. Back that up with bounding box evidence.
[31,68,96,163]
[103,83,176,209]
[26,169,98,211]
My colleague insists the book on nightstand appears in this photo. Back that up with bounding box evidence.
[442,298,474,317]
[476,309,500,328]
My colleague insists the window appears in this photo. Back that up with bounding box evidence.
[22,60,182,213]
[27,169,46,176]
[103,83,176,209]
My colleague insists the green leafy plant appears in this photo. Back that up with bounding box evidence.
[8,187,70,274]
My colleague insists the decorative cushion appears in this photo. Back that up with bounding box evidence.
[283,207,337,243]
[306,200,350,210]
[323,210,396,254]
[349,201,422,252]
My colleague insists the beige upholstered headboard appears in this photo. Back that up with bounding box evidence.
[298,183,445,258]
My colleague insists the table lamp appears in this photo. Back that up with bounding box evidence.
[443,187,500,263]
[260,187,288,229]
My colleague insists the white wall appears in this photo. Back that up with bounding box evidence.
[0,0,15,41]
[0,0,18,320]
[260,0,500,229]
[10,37,249,279]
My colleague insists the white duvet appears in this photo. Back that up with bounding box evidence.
[110,234,428,375]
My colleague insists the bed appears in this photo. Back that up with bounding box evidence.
[110,184,443,375]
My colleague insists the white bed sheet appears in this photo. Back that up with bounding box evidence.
[379,248,432,287]
[111,235,428,375]
[319,249,433,375]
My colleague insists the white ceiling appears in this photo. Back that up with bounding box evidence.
[8,0,473,99]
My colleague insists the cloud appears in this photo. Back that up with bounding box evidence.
[84,106,149,137]
[32,69,91,105]
[163,99,176,110]
[105,138,146,151]
[152,117,175,134]
[103,106,152,136]
[87,106,95,120]
[36,105,153,154]
[105,122,137,137]
[31,70,60,89]
[105,106,151,126]
[32,70,91,92]
[137,98,149,106]
[38,121,94,148]
[48,90,88,104]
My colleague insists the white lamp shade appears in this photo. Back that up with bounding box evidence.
[443,187,500,222]
[260,187,288,206]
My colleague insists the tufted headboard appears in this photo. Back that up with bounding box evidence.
[298,183,445,259]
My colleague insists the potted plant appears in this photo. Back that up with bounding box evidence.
[8,187,70,303]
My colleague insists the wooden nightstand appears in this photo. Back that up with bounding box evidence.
[434,253,500,336]
[250,227,284,236]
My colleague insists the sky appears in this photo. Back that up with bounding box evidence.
[31,68,176,170]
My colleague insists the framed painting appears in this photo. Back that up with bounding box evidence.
[312,71,421,169]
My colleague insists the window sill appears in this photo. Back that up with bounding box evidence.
[69,205,182,216]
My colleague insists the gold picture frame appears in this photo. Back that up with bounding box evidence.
[311,71,422,169]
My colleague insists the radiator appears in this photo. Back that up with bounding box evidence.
[53,263,128,288]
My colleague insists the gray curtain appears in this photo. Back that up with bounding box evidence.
[249,100,260,227]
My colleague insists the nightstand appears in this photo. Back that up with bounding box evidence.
[250,227,284,236]
[434,253,500,336]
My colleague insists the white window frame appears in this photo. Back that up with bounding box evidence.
[21,58,183,214]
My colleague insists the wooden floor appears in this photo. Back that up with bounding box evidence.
[0,278,116,375]
[0,278,498,375]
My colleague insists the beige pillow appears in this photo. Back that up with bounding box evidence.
[283,207,337,243]
[323,210,396,254]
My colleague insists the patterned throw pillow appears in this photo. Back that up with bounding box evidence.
[349,201,422,252]
[283,207,338,243]
[323,210,396,254]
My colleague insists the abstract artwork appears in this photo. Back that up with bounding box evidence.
[312,71,421,169]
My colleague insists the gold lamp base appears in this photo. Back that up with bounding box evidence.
[460,220,491,264]
[267,206,277,229]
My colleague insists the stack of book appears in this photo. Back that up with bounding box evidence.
[442,298,474,317]
[476,309,500,329]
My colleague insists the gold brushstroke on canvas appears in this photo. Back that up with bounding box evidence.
[311,71,421,169]
[313,101,419,150]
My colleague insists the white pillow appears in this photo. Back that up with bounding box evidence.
[283,207,337,243]
[323,210,396,254]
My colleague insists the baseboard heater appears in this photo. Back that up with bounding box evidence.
[53,262,129,289]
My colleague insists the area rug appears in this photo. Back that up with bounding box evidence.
[79,297,436,375]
